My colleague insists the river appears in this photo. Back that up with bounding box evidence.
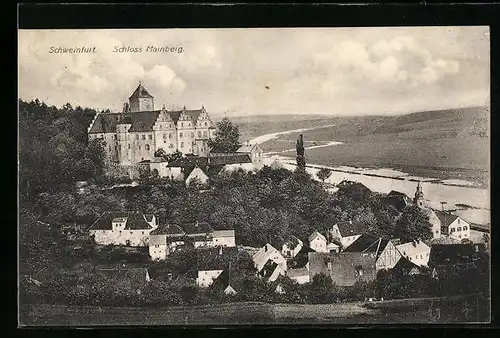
[249,127,490,227]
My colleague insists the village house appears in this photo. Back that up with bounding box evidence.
[328,220,367,249]
[148,222,236,261]
[185,165,210,186]
[195,246,239,288]
[308,231,328,253]
[434,210,471,241]
[212,230,236,247]
[281,235,303,259]
[392,257,425,276]
[148,224,186,260]
[88,211,158,247]
[344,233,402,271]
[259,259,286,282]
[236,142,264,168]
[396,240,431,267]
[252,243,287,277]
[308,251,378,287]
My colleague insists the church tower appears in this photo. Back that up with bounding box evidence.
[413,181,425,208]
[128,82,154,112]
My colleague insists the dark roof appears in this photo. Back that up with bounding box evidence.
[182,221,214,235]
[88,211,153,230]
[89,111,161,133]
[150,224,185,236]
[392,257,423,275]
[212,268,230,289]
[428,243,487,267]
[434,210,459,227]
[308,252,377,287]
[289,245,315,269]
[183,109,204,124]
[387,190,411,199]
[335,220,367,237]
[343,234,390,259]
[167,154,252,168]
[196,246,239,271]
[259,259,279,279]
[129,84,154,99]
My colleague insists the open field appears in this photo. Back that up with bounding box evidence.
[20,294,490,326]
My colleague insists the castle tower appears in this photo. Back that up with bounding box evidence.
[128,82,154,112]
[413,181,425,208]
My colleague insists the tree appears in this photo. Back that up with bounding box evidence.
[165,150,183,163]
[395,206,433,242]
[207,117,241,153]
[316,168,332,183]
[154,148,166,158]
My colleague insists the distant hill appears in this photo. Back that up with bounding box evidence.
[371,106,489,138]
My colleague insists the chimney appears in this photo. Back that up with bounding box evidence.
[265,245,268,252]
[412,241,416,247]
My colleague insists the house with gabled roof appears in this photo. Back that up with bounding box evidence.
[396,240,431,267]
[308,251,377,287]
[434,210,471,241]
[185,165,210,186]
[328,220,367,249]
[308,231,328,253]
[384,190,413,211]
[392,257,425,276]
[88,211,158,246]
[211,230,236,247]
[252,243,287,276]
[344,233,402,271]
[281,235,303,259]
[236,141,264,167]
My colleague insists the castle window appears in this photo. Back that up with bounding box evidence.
[451,228,455,233]
[149,135,152,140]
[169,133,172,139]
[181,142,184,148]
[180,132,183,137]
[198,131,202,137]
[181,123,183,127]
[142,135,146,140]
[163,134,167,139]
[145,144,150,151]
[164,141,166,143]
[138,146,141,151]
[457,227,461,232]
[203,131,208,137]
[136,135,139,140]
[128,144,131,149]
[205,122,208,126]
[114,135,117,140]
[463,226,467,231]
[188,123,191,127]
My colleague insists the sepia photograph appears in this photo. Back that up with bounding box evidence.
[18,27,490,326]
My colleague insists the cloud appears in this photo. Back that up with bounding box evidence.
[18,28,489,116]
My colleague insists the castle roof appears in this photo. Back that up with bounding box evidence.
[88,108,209,134]
[129,84,154,99]
[334,220,367,237]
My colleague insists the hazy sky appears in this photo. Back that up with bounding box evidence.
[18,27,490,117]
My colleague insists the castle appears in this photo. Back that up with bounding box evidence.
[87,82,216,168]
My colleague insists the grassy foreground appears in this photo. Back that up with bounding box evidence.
[20,295,490,326]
